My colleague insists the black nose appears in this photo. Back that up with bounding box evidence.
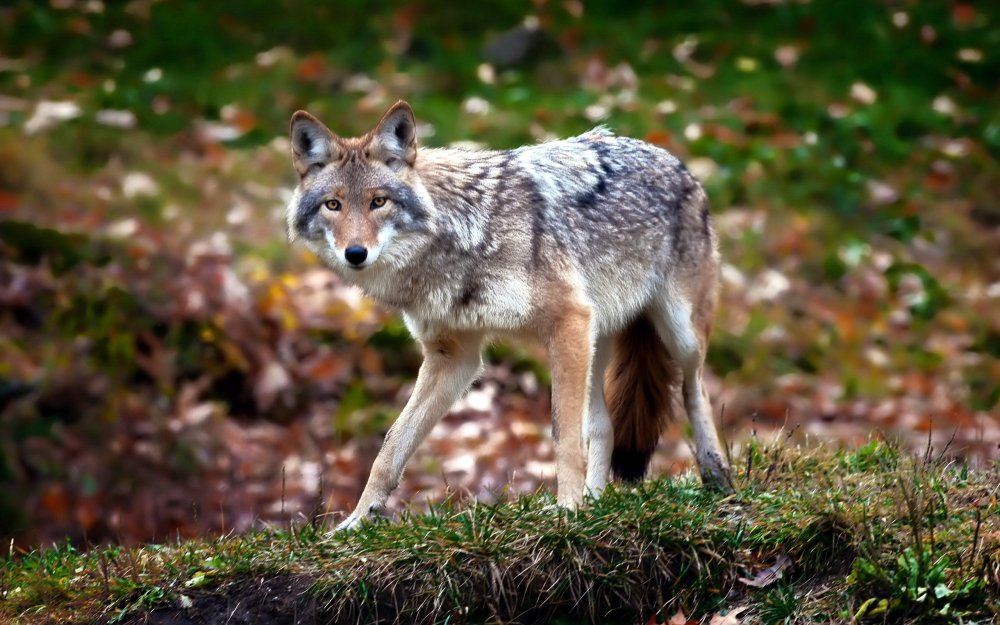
[344,246,368,266]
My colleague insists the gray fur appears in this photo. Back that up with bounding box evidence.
[289,126,715,337]
[286,104,734,530]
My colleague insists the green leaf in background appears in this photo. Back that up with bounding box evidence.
[885,262,951,322]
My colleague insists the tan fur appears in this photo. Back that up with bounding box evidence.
[691,266,718,348]
[284,101,736,531]
[542,294,592,506]
[350,329,484,522]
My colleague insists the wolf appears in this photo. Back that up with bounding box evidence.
[285,101,734,530]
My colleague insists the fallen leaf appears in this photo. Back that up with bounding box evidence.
[952,3,976,26]
[24,100,82,134]
[0,191,20,211]
[668,610,696,625]
[295,53,328,82]
[254,359,292,411]
[184,571,212,588]
[40,484,70,520]
[708,607,749,625]
[739,554,792,588]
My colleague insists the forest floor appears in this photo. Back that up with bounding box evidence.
[0,0,997,583]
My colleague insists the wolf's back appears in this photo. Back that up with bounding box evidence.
[513,130,717,334]
[411,130,717,337]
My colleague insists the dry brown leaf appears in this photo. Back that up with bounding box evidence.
[739,553,792,588]
[668,609,696,625]
[295,53,328,82]
[0,190,20,212]
[708,606,749,625]
[254,359,292,411]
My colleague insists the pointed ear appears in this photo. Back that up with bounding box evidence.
[289,111,340,176]
[370,100,417,169]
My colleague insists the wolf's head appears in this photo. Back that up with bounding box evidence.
[285,101,433,273]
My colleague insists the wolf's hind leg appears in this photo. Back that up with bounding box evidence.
[584,336,613,497]
[650,295,734,493]
[337,333,483,531]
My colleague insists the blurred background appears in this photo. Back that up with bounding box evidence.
[0,0,997,549]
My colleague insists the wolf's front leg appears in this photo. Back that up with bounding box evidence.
[337,334,483,531]
[547,304,593,509]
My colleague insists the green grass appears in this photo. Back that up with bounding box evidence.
[2,441,997,624]
[1,0,998,609]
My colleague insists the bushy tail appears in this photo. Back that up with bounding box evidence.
[605,314,678,482]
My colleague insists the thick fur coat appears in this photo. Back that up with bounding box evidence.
[286,101,733,530]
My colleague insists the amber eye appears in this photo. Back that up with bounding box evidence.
[370,196,387,209]
[323,199,341,211]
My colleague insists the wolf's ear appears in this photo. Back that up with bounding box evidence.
[289,111,340,177]
[371,100,417,169]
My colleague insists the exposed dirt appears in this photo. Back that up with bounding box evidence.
[124,575,323,625]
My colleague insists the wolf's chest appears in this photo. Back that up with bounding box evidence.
[364,270,534,334]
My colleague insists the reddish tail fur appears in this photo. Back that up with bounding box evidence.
[605,314,678,481]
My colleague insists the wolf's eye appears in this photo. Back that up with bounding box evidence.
[370,196,387,209]
[323,199,341,211]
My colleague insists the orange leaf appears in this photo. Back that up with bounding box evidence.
[924,163,956,192]
[304,354,347,381]
[41,485,70,521]
[358,346,385,377]
[225,108,258,132]
[669,610,694,625]
[296,53,328,82]
[952,3,975,26]
[644,129,672,147]
[704,124,744,147]
[0,190,20,212]
[75,495,101,531]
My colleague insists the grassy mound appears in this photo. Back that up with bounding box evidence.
[2,441,997,624]
[3,0,999,549]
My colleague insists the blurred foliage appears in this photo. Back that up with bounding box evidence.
[0,0,997,546]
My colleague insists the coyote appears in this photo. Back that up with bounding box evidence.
[286,101,734,530]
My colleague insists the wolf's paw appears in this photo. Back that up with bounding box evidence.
[697,452,735,494]
[541,497,582,516]
[583,482,608,502]
[332,503,387,533]
[333,514,364,533]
